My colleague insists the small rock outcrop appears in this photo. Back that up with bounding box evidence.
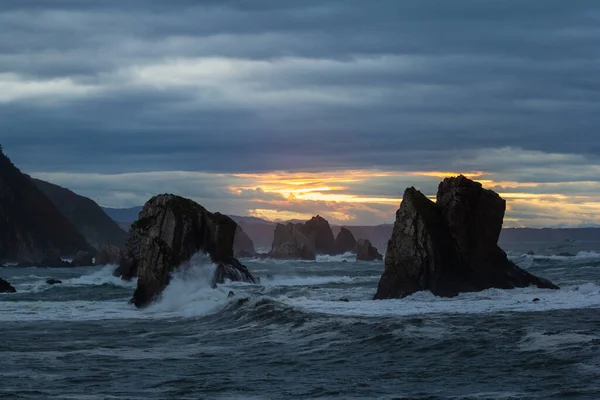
[96,244,122,266]
[0,278,16,293]
[119,194,258,308]
[46,279,62,285]
[356,239,383,261]
[233,225,257,257]
[375,176,558,300]
[335,227,357,254]
[71,251,94,267]
[269,223,316,260]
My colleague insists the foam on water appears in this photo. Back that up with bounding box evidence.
[145,259,230,318]
[518,330,599,353]
[68,265,136,288]
[281,283,600,318]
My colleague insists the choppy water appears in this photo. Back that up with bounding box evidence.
[2,243,600,399]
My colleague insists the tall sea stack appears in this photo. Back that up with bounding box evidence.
[375,176,558,299]
[118,194,258,308]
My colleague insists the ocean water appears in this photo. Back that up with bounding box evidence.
[1,244,600,399]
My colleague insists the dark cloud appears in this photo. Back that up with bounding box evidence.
[1,0,600,214]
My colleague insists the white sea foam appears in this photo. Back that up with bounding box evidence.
[521,251,600,260]
[280,283,600,318]
[518,331,599,352]
[68,265,136,288]
[145,259,230,318]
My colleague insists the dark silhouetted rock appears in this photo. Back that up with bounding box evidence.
[375,176,558,300]
[532,298,540,302]
[0,278,16,293]
[96,244,122,266]
[46,279,62,285]
[32,178,127,249]
[71,251,94,267]
[338,298,350,302]
[0,151,93,264]
[303,215,336,255]
[356,239,383,261]
[120,194,258,308]
[228,291,235,298]
[233,225,257,257]
[527,250,535,256]
[268,223,316,260]
[335,227,357,254]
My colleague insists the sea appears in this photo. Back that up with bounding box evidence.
[1,241,600,400]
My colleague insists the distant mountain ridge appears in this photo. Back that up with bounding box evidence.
[102,206,600,252]
[0,151,93,262]
[33,179,127,248]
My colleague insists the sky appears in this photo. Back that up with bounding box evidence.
[2,0,600,226]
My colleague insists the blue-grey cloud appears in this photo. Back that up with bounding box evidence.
[1,0,600,225]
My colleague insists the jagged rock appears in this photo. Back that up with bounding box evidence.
[71,251,94,267]
[268,223,316,260]
[46,279,62,285]
[356,239,383,261]
[96,244,123,266]
[375,176,558,300]
[527,250,535,256]
[119,194,258,308]
[0,278,16,293]
[233,225,257,257]
[335,227,357,254]
[303,215,336,255]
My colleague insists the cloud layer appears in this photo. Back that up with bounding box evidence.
[2,1,600,225]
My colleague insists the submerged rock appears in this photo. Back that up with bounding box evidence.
[0,278,16,293]
[557,252,575,257]
[71,251,94,267]
[335,227,357,254]
[46,279,62,285]
[527,250,535,256]
[375,176,558,300]
[268,223,316,260]
[96,244,122,266]
[16,249,72,268]
[119,194,258,308]
[356,239,383,261]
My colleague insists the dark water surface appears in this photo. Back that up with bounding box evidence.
[1,244,600,399]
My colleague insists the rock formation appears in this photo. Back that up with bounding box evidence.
[71,251,94,267]
[268,223,316,260]
[0,278,16,293]
[356,239,383,261]
[233,225,257,257]
[375,176,558,299]
[118,194,258,308]
[303,215,337,255]
[32,178,127,248]
[334,227,357,254]
[96,244,123,266]
[0,151,93,264]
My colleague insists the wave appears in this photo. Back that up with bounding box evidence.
[145,256,230,318]
[279,283,600,318]
[518,330,599,353]
[67,265,136,288]
[519,251,600,260]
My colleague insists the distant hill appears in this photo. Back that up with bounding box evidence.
[100,205,600,253]
[101,206,143,224]
[0,151,93,262]
[499,228,600,244]
[33,179,127,248]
